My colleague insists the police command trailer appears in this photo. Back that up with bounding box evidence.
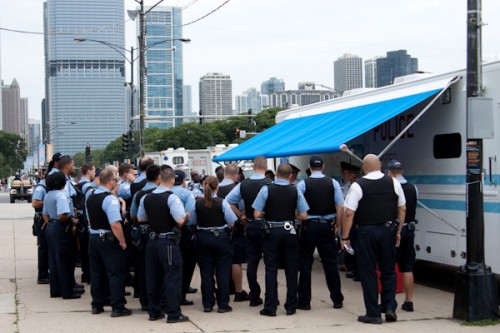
[214,60,500,275]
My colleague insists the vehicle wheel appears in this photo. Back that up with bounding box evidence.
[10,197,15,204]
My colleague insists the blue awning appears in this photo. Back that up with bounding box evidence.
[214,76,457,162]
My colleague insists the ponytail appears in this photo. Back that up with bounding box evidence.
[203,176,219,208]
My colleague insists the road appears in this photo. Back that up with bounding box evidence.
[0,192,498,332]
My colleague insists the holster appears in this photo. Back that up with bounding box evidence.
[259,219,271,235]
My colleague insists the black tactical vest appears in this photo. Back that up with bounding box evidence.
[130,178,148,199]
[87,192,114,230]
[401,182,417,223]
[264,183,297,221]
[218,182,237,199]
[134,187,156,210]
[354,175,398,225]
[195,197,225,228]
[304,176,335,215]
[240,177,272,217]
[143,191,176,233]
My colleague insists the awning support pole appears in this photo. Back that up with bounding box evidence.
[377,76,460,158]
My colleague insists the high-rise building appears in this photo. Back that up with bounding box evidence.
[1,78,21,135]
[376,50,418,87]
[268,86,335,109]
[235,88,264,114]
[20,98,29,141]
[261,77,285,95]
[182,85,193,122]
[28,119,41,154]
[45,0,127,155]
[42,2,50,144]
[0,36,3,131]
[364,58,379,88]
[199,72,232,122]
[334,53,363,95]
[142,6,184,129]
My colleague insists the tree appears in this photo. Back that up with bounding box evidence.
[0,131,26,177]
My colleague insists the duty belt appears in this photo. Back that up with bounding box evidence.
[139,223,150,234]
[97,231,115,242]
[49,218,67,224]
[197,226,228,236]
[307,218,334,224]
[267,221,295,230]
[149,231,176,240]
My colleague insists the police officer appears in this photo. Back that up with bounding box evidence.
[218,164,250,302]
[386,160,417,312]
[289,164,301,185]
[86,169,131,317]
[137,167,189,323]
[32,172,49,284]
[226,156,272,307]
[171,170,197,306]
[117,163,138,212]
[130,157,154,199]
[76,162,95,283]
[340,161,361,279]
[191,176,238,313]
[130,163,161,310]
[252,163,309,316]
[297,156,344,310]
[342,154,406,324]
[42,172,80,299]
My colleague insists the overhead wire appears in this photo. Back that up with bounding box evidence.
[182,0,231,27]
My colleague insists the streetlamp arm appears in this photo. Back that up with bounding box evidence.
[74,38,132,65]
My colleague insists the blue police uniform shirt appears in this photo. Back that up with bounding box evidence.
[87,186,123,234]
[79,176,93,194]
[252,179,310,218]
[32,179,47,201]
[47,167,60,176]
[395,175,419,197]
[297,171,344,220]
[133,173,146,184]
[225,173,265,205]
[189,194,238,226]
[137,186,186,222]
[130,182,157,216]
[172,185,196,212]
[42,190,71,218]
[117,181,132,200]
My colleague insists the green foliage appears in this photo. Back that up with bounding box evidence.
[71,107,283,167]
[0,131,26,178]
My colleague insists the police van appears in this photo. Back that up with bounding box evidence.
[214,60,500,275]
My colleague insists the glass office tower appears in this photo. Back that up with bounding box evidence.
[45,0,126,155]
[143,6,184,129]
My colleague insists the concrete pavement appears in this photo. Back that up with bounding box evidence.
[0,193,497,333]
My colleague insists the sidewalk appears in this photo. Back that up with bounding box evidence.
[0,197,497,332]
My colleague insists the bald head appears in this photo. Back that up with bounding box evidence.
[362,154,381,173]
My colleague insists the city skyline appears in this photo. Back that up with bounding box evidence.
[1,0,500,123]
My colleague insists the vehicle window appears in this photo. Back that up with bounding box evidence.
[433,133,461,159]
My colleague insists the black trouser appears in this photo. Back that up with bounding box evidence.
[196,230,233,310]
[79,229,90,282]
[344,226,358,277]
[356,223,397,317]
[133,229,149,307]
[35,220,49,280]
[298,220,343,306]
[146,238,183,320]
[245,221,264,303]
[89,233,126,310]
[263,227,299,313]
[46,221,74,298]
[180,226,198,300]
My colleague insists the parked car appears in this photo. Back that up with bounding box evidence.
[10,174,33,203]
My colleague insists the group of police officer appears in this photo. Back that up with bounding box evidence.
[32,152,417,325]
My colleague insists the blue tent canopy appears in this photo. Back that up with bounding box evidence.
[213,76,457,162]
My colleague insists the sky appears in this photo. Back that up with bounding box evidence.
[1,0,500,121]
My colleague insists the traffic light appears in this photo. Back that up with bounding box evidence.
[235,128,240,139]
[122,132,130,152]
[85,144,91,162]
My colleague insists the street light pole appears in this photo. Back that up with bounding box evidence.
[129,46,136,164]
[138,0,146,158]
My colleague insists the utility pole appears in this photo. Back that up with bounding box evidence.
[453,0,499,321]
[138,0,146,158]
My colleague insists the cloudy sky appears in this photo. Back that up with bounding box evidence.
[1,0,500,120]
